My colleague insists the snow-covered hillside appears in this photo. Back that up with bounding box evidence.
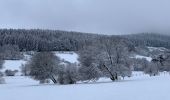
[132,46,170,62]
[0,72,170,100]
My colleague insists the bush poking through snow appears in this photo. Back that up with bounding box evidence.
[5,69,18,76]
[39,79,50,84]
[57,62,79,84]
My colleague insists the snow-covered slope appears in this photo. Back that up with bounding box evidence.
[132,46,170,62]
[55,52,79,63]
[0,72,170,100]
[134,55,152,62]
[2,60,26,75]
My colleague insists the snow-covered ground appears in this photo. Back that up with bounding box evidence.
[1,51,170,100]
[2,60,26,75]
[135,55,152,62]
[55,52,79,63]
[0,72,170,100]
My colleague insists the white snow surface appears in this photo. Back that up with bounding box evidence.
[55,52,79,63]
[1,72,170,100]
[2,60,26,71]
[2,60,26,75]
[134,55,152,62]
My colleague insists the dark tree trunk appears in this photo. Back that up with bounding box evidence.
[50,75,57,84]
[115,73,118,80]
[103,64,115,81]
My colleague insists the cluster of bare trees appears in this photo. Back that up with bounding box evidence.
[133,53,170,76]
[0,29,170,84]
[22,52,80,84]
[21,37,133,85]
[0,44,23,60]
[22,35,170,85]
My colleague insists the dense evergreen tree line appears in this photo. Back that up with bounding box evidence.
[0,29,100,51]
[1,29,170,52]
[123,33,170,49]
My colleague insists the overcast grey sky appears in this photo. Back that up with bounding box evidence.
[0,0,170,35]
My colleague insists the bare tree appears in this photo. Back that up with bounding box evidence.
[78,45,102,82]
[28,52,60,84]
[78,37,132,82]
[98,37,132,81]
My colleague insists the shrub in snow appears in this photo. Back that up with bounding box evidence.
[39,79,50,84]
[78,46,102,82]
[5,69,18,76]
[20,64,30,76]
[144,62,159,76]
[133,58,147,71]
[57,63,79,84]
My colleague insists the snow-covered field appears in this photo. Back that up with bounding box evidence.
[0,72,170,100]
[1,51,170,100]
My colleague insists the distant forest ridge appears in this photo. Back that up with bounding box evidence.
[0,29,170,51]
[123,33,170,49]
